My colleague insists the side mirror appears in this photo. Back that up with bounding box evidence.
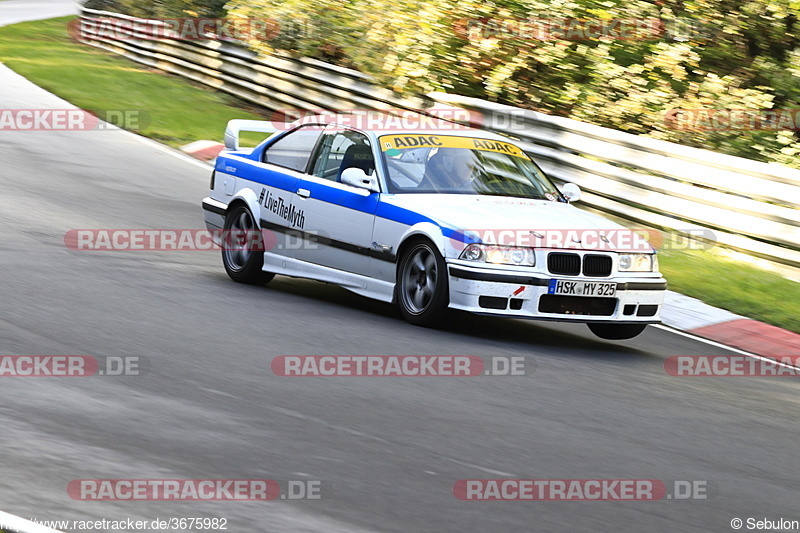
[560,182,581,203]
[341,167,379,193]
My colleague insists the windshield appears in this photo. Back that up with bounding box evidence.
[379,134,563,200]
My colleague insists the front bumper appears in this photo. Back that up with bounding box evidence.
[447,262,666,323]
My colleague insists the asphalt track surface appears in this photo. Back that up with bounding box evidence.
[2,2,800,532]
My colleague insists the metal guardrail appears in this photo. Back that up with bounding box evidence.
[76,8,800,270]
[429,93,800,270]
[75,8,427,116]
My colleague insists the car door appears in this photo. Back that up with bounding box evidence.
[291,125,380,277]
[255,123,323,261]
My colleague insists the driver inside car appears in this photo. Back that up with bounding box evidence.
[419,148,480,191]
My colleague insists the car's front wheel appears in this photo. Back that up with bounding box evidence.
[396,240,449,327]
[587,323,647,340]
[221,203,274,285]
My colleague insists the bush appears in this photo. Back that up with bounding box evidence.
[224,0,800,169]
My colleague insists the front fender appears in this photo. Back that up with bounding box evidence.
[397,222,449,258]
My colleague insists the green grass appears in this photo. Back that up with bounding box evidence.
[0,16,267,146]
[658,245,800,333]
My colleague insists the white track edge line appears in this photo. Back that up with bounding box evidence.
[120,128,214,170]
[653,324,800,371]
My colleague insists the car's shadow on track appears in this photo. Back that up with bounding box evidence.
[440,311,650,359]
[207,272,652,361]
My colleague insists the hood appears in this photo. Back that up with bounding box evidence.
[383,194,655,253]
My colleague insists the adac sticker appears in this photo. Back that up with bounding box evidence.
[380,135,524,157]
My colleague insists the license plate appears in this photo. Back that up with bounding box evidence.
[547,279,617,297]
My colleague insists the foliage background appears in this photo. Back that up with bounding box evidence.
[85,0,800,168]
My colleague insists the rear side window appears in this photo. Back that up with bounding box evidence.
[262,125,322,172]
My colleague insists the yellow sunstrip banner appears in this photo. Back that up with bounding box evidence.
[380,135,525,158]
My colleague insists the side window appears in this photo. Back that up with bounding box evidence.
[310,129,375,182]
[262,125,323,172]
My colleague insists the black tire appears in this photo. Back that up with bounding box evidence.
[587,323,647,340]
[396,239,449,327]
[221,203,274,285]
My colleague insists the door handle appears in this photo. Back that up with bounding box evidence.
[296,188,311,198]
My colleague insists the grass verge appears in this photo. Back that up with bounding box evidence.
[0,16,266,146]
[1,17,798,333]
[658,245,799,333]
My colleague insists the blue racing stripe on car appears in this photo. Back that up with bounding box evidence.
[217,155,300,192]
[221,156,464,238]
[374,201,428,226]
[299,179,380,212]
[375,202,459,240]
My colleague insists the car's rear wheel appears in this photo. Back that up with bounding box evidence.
[222,203,274,285]
[587,323,647,340]
[397,240,449,327]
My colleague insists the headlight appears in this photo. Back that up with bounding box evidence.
[459,244,535,266]
[618,253,655,272]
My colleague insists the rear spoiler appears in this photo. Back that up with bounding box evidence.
[223,119,279,151]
